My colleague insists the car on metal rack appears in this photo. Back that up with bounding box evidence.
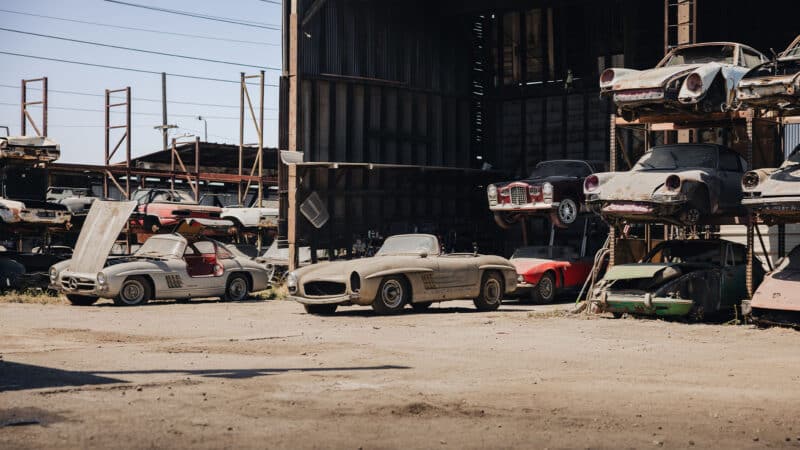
[51,201,271,306]
[599,42,767,120]
[200,192,279,230]
[287,233,517,315]
[0,165,70,227]
[488,160,604,228]
[743,244,800,327]
[0,135,60,162]
[737,35,800,110]
[510,245,594,304]
[591,239,764,320]
[741,144,800,224]
[47,187,97,217]
[584,143,747,225]
[131,188,222,233]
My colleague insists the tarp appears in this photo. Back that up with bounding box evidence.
[69,201,137,274]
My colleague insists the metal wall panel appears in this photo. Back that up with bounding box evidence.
[786,123,800,157]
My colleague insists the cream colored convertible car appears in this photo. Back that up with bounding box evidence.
[288,234,517,315]
[50,201,270,306]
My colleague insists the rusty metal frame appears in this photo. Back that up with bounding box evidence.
[170,136,201,201]
[104,87,132,199]
[238,71,267,207]
[21,77,47,137]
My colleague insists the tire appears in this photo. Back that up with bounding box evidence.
[372,276,408,314]
[304,304,338,315]
[66,294,99,306]
[114,276,152,306]
[143,216,160,233]
[552,197,579,228]
[493,212,518,230]
[680,190,710,225]
[531,272,557,304]
[473,272,503,311]
[222,273,249,302]
[411,301,432,312]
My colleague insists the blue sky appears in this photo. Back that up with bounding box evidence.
[0,0,281,164]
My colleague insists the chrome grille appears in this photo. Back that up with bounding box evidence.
[509,186,528,205]
[61,276,96,291]
[303,281,346,297]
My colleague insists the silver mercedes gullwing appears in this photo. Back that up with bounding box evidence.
[50,201,270,306]
[288,234,517,315]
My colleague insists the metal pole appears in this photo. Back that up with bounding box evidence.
[195,136,200,202]
[42,77,48,137]
[258,70,265,206]
[126,86,131,198]
[20,79,26,135]
[238,72,245,205]
[746,112,754,298]
[161,72,168,151]
[104,89,110,198]
[170,138,176,190]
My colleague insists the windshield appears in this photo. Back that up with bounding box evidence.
[783,38,800,58]
[530,161,592,178]
[634,146,717,171]
[133,189,196,204]
[376,235,439,256]
[662,45,735,66]
[512,246,578,260]
[647,242,719,265]
[135,235,185,258]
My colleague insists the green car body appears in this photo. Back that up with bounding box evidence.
[594,240,764,319]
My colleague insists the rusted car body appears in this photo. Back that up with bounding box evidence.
[737,35,800,109]
[511,246,593,303]
[741,145,800,224]
[288,234,517,315]
[131,188,222,232]
[592,240,764,320]
[488,160,603,228]
[0,135,60,162]
[0,165,70,226]
[584,144,746,225]
[599,42,767,120]
[744,245,800,327]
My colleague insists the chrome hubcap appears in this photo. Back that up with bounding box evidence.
[229,278,247,300]
[559,200,577,223]
[121,281,144,304]
[484,279,501,304]
[381,280,404,308]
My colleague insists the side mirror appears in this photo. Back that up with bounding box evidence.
[419,250,428,259]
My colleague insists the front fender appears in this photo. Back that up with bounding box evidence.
[678,63,722,103]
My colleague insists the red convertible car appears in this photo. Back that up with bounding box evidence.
[510,246,594,303]
[488,160,603,228]
[131,188,222,232]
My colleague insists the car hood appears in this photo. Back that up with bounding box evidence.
[758,165,800,194]
[597,170,708,201]
[69,200,137,274]
[295,255,429,281]
[511,257,560,274]
[603,263,681,282]
[752,268,800,312]
[612,65,699,90]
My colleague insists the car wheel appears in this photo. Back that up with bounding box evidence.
[222,273,249,302]
[531,272,557,304]
[372,276,408,314]
[411,301,432,312]
[552,197,579,227]
[66,294,98,306]
[680,192,709,225]
[114,276,151,306]
[473,272,503,311]
[304,304,338,315]
[493,212,518,230]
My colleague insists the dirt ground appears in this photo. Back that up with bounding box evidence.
[2,296,800,449]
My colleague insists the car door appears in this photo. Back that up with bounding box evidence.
[717,149,744,210]
[720,242,746,309]
[432,255,481,299]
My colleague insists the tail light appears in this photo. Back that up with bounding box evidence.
[742,171,760,190]
[686,73,703,93]
[584,175,600,192]
[213,264,224,277]
[600,69,615,85]
[665,175,681,191]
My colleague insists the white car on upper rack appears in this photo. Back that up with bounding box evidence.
[599,42,767,120]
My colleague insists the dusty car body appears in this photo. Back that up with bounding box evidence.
[288,234,517,315]
[744,245,800,327]
[488,160,603,228]
[0,164,70,226]
[47,187,97,216]
[584,144,746,225]
[592,240,763,319]
[131,188,222,232]
[201,193,278,229]
[741,145,800,224]
[600,42,767,119]
[737,35,800,109]
[0,135,60,162]
[511,246,593,303]
[51,201,270,306]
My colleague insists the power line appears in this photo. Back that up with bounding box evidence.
[0,8,279,46]
[104,0,280,30]
[0,27,279,71]
[0,83,277,110]
[0,51,280,86]
[256,0,282,4]
[0,102,278,120]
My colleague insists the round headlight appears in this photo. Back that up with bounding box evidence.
[600,69,615,85]
[686,73,703,93]
[742,172,760,190]
[487,184,497,198]
[96,272,107,285]
[49,267,58,282]
[542,182,553,195]
[517,275,524,283]
[286,272,298,288]
[584,175,600,193]
[665,175,681,191]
